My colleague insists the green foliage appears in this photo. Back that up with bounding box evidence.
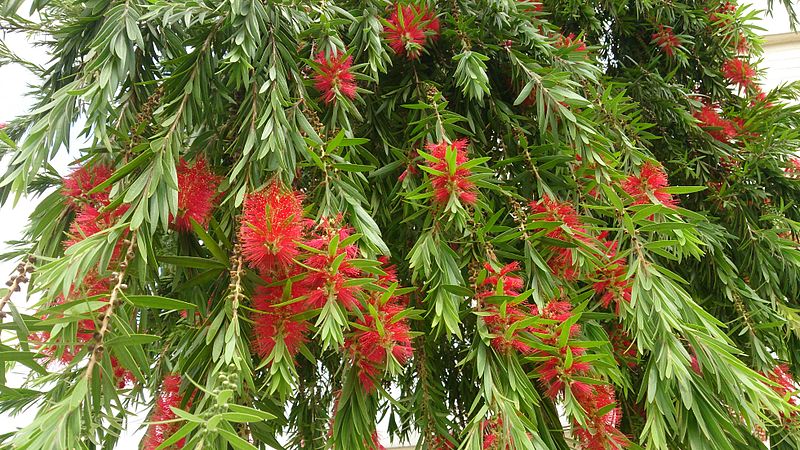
[1,0,800,449]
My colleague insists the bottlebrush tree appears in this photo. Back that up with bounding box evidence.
[2,0,800,449]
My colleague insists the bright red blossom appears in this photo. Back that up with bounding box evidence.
[62,164,113,207]
[693,103,738,143]
[593,232,632,311]
[572,384,629,450]
[763,364,800,407]
[385,4,439,59]
[172,157,221,232]
[651,25,681,57]
[478,263,532,354]
[787,158,800,178]
[314,50,357,104]
[424,138,478,206]
[721,57,756,89]
[345,298,413,391]
[621,162,677,208]
[142,374,187,450]
[251,282,309,360]
[555,33,587,52]
[239,183,305,274]
[299,221,363,310]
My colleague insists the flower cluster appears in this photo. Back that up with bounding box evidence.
[763,364,800,407]
[345,296,413,391]
[251,283,309,360]
[693,103,738,143]
[142,374,187,450]
[531,301,591,399]
[721,57,756,89]
[529,196,586,279]
[608,323,638,368]
[592,232,632,312]
[423,138,478,206]
[344,257,413,391]
[313,50,357,104]
[786,157,800,178]
[621,161,677,208]
[651,25,681,57]
[172,157,220,232]
[572,384,629,450]
[62,164,113,207]
[385,3,440,59]
[239,183,305,274]
[477,262,533,354]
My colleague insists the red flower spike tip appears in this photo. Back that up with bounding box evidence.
[722,58,756,89]
[314,50,357,104]
[424,139,478,206]
[345,298,413,391]
[651,25,681,57]
[478,262,533,354]
[693,103,738,143]
[763,364,800,407]
[239,183,305,274]
[299,220,363,310]
[62,164,113,207]
[172,157,221,232]
[142,374,187,450]
[385,3,440,59]
[251,282,309,360]
[621,162,677,208]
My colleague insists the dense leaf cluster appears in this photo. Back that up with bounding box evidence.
[1,0,800,449]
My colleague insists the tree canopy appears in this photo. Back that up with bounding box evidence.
[2,0,800,449]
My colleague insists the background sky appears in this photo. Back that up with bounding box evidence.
[0,3,797,448]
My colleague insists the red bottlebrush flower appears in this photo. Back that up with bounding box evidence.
[531,301,592,399]
[709,1,737,25]
[172,157,221,232]
[477,262,524,299]
[621,162,677,208]
[424,139,478,206]
[345,298,413,391]
[65,204,130,260]
[786,158,800,178]
[555,33,587,52]
[608,323,638,368]
[313,50,357,104]
[142,374,187,450]
[111,356,136,388]
[299,221,363,310]
[477,263,531,353]
[763,364,800,406]
[251,282,309,360]
[593,232,632,311]
[693,103,738,143]
[385,3,439,59]
[239,183,305,274]
[62,164,114,207]
[529,196,585,239]
[734,33,749,54]
[651,25,681,57]
[722,57,756,89]
[572,384,629,450]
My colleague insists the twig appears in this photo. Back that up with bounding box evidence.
[85,235,137,379]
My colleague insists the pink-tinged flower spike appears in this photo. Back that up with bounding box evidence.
[621,161,677,208]
[651,25,682,57]
[142,374,188,450]
[693,104,738,143]
[385,3,440,59]
[172,157,221,232]
[299,220,363,310]
[62,163,114,207]
[313,50,357,104]
[762,364,800,407]
[722,57,756,89]
[239,183,305,274]
[423,138,478,206]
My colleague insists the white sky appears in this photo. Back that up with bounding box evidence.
[0,3,798,449]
